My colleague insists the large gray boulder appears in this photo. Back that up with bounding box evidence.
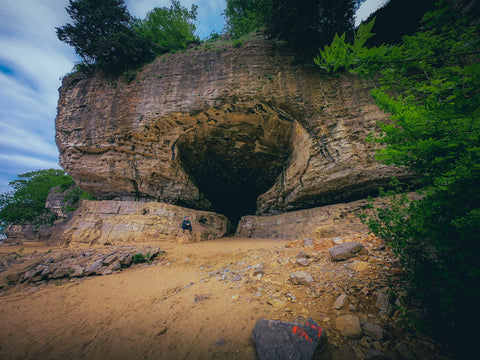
[252,318,330,360]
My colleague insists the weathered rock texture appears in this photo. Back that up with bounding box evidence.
[56,34,411,224]
[55,200,230,246]
[4,224,52,243]
[235,198,373,239]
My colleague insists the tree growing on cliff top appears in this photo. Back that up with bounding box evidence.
[56,0,154,73]
[56,0,199,74]
[134,0,199,56]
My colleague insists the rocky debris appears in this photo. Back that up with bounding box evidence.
[252,318,330,360]
[0,246,163,288]
[179,232,447,359]
[329,242,365,261]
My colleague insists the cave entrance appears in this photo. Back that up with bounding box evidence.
[177,109,293,229]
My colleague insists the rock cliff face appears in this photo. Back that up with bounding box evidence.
[56,34,410,226]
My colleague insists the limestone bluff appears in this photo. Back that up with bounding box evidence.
[55,34,410,230]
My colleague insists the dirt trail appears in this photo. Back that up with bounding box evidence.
[0,235,448,360]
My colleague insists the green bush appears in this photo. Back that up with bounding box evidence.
[132,253,146,263]
[317,0,480,353]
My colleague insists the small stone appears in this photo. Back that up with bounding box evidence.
[108,261,122,271]
[329,242,364,261]
[350,260,369,272]
[365,349,391,360]
[304,238,314,247]
[289,271,314,286]
[102,253,119,266]
[363,322,384,341]
[253,262,264,276]
[332,236,344,244]
[52,266,73,279]
[359,336,371,348]
[335,315,362,338]
[351,342,365,359]
[296,258,311,266]
[285,293,296,301]
[333,294,347,310]
[213,338,226,347]
[296,250,307,259]
[194,294,210,303]
[120,253,133,266]
[85,259,104,275]
[70,265,85,277]
[375,290,391,314]
[395,343,417,360]
[267,298,286,307]
[231,274,242,282]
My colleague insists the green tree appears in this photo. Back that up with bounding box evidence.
[267,0,356,50]
[224,0,356,51]
[224,0,272,38]
[0,170,79,226]
[134,0,199,56]
[56,0,154,73]
[316,0,480,352]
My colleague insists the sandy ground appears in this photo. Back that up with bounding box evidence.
[0,235,450,360]
[0,237,327,360]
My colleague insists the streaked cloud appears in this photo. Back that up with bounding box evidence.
[355,0,389,26]
[0,0,226,195]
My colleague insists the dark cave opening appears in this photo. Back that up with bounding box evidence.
[177,123,292,229]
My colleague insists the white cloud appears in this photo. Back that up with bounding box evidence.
[0,154,60,174]
[0,0,226,195]
[355,0,389,26]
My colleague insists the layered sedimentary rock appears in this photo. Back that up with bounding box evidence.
[236,198,373,239]
[55,200,230,246]
[56,34,410,225]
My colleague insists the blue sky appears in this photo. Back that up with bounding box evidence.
[0,0,385,194]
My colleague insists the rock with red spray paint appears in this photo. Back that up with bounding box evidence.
[252,317,331,360]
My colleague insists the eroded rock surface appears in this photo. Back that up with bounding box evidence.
[56,200,230,246]
[56,35,411,224]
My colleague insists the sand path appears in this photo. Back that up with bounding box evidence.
[1,237,318,360]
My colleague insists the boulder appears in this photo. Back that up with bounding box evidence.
[252,318,330,360]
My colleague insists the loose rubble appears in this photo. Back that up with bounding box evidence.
[0,245,163,288]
